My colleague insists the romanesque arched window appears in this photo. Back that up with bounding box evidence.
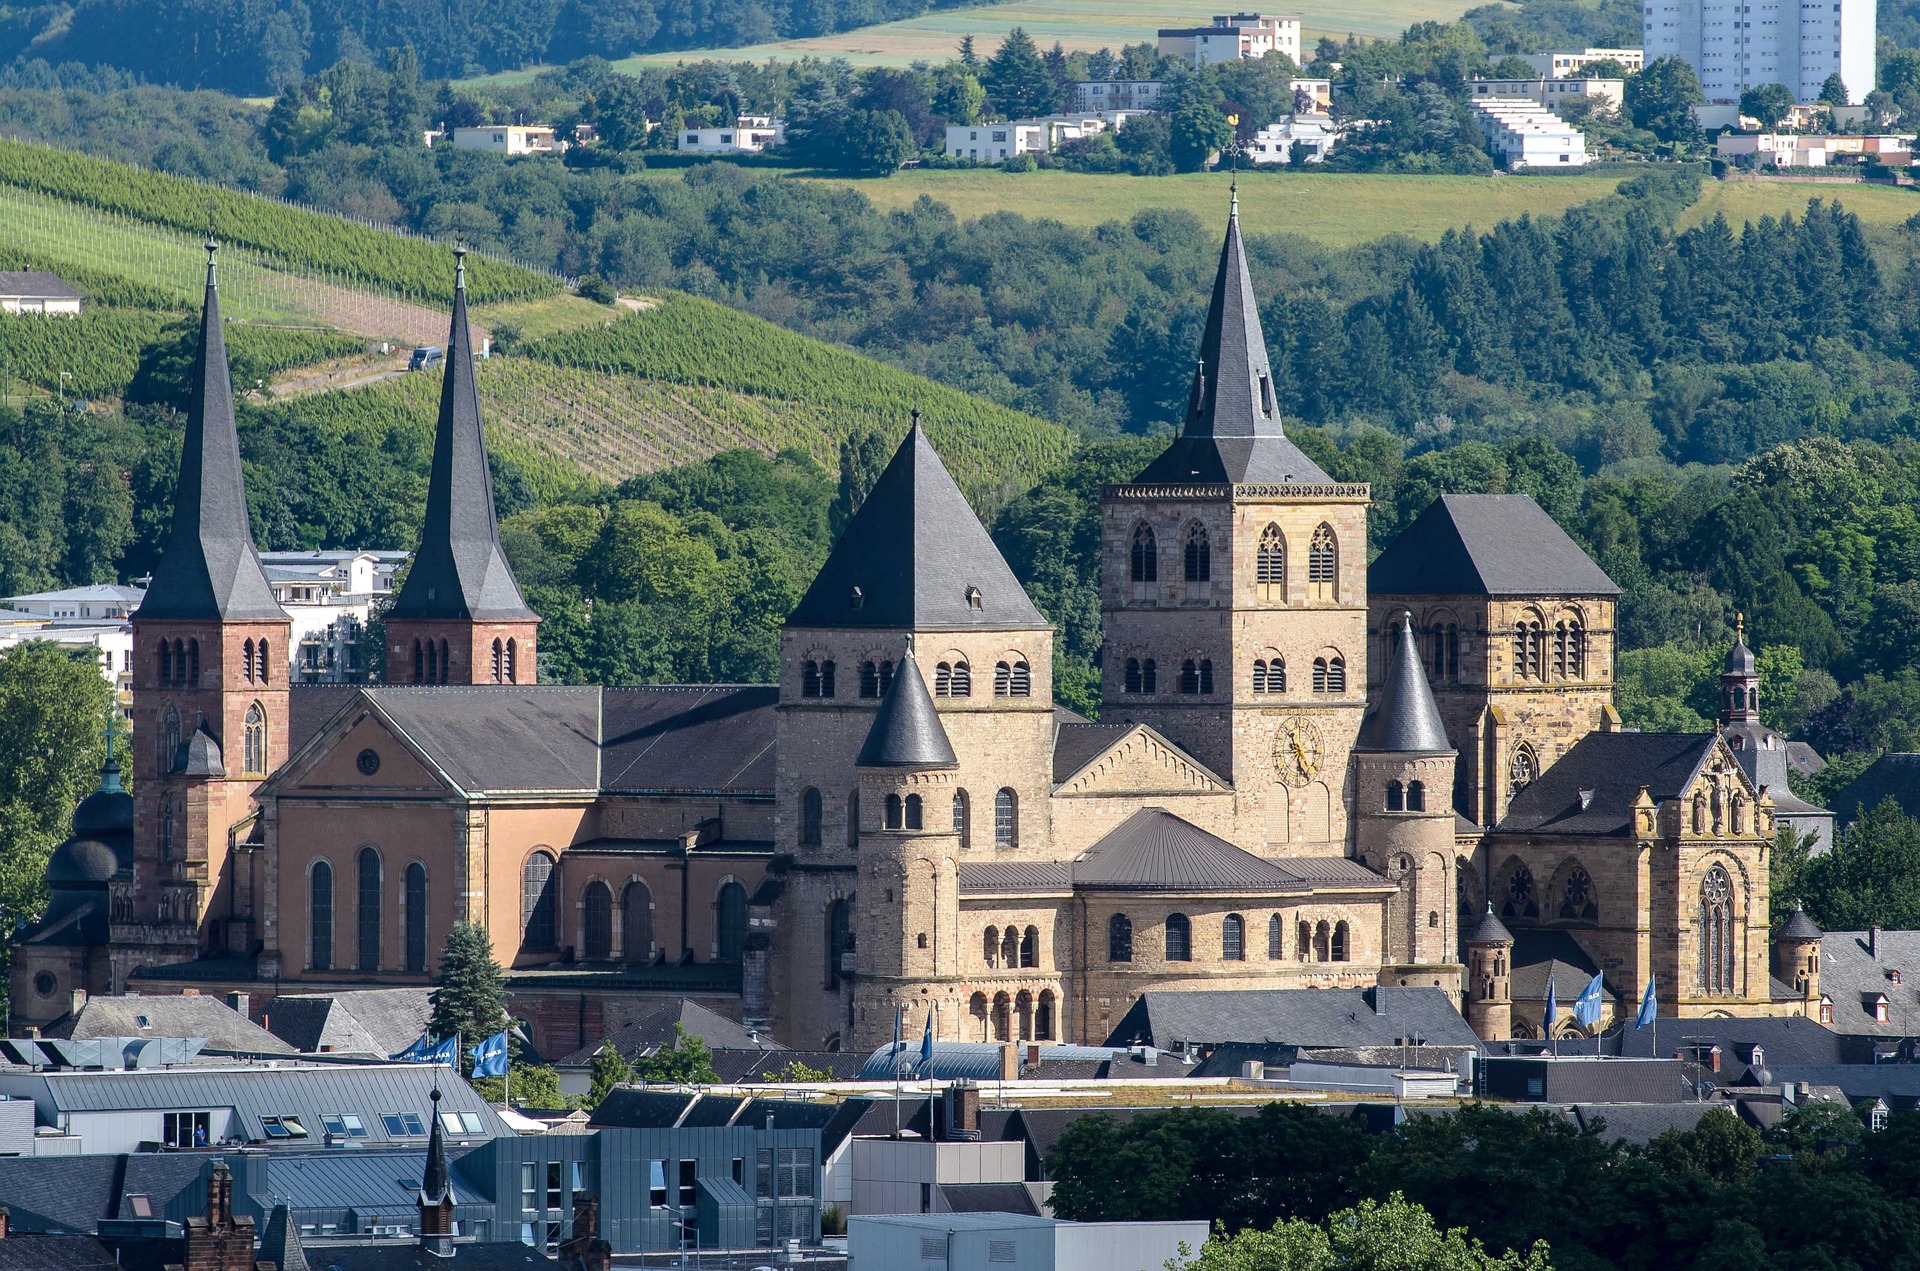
[1509,743,1538,794]
[847,792,860,847]
[1109,913,1133,962]
[405,862,428,973]
[522,851,557,949]
[1297,920,1311,961]
[904,794,923,830]
[984,925,1001,969]
[995,789,1018,848]
[1386,780,1404,811]
[243,703,267,775]
[1314,919,1331,962]
[162,707,181,776]
[1130,524,1158,583]
[1268,913,1284,959]
[953,790,971,849]
[157,641,171,686]
[1312,656,1345,694]
[1165,913,1191,961]
[310,860,333,971]
[826,899,851,988]
[1222,914,1246,961]
[1257,524,1285,599]
[357,846,381,971]
[1308,524,1337,599]
[424,639,438,684]
[950,661,971,696]
[187,639,200,687]
[1432,622,1458,681]
[412,639,424,684]
[1700,866,1735,996]
[1252,660,1267,694]
[1512,620,1544,681]
[1407,780,1425,811]
[802,660,823,698]
[1036,990,1056,1041]
[860,661,880,698]
[885,793,904,830]
[1180,660,1200,694]
[1020,925,1038,968]
[1560,865,1598,923]
[1332,920,1351,962]
[1002,927,1019,967]
[583,881,612,960]
[1184,524,1210,583]
[715,881,748,963]
[1125,658,1142,694]
[1142,659,1157,694]
[800,788,823,846]
[878,661,895,696]
[1007,661,1030,696]
[1200,659,1214,694]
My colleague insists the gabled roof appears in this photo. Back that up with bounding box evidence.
[857,655,956,768]
[0,1155,208,1234]
[1051,722,1135,783]
[328,687,601,796]
[786,421,1045,631]
[50,996,293,1055]
[1817,930,1920,1035]
[1494,732,1721,837]
[1357,613,1450,753]
[1103,987,1482,1050]
[1368,494,1619,598]
[259,1205,308,1271]
[134,248,284,624]
[266,988,434,1057]
[388,254,535,624]
[1508,929,1609,1003]
[1071,808,1380,893]
[554,1000,771,1066]
[0,271,80,299]
[1131,198,1331,487]
[600,686,776,793]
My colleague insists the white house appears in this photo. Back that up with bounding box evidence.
[448,125,563,156]
[1,584,144,620]
[1645,0,1872,103]
[679,116,786,154]
[1716,131,1915,166]
[1246,114,1342,162]
[849,1213,1210,1271]
[0,272,81,316]
[257,550,406,683]
[1519,47,1644,77]
[1468,77,1626,112]
[1157,13,1301,68]
[1471,97,1590,167]
[1067,80,1165,113]
[944,116,1107,161]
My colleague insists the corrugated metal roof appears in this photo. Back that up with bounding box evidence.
[250,1147,486,1211]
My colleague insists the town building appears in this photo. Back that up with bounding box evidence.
[1245,114,1342,162]
[943,117,1108,161]
[1519,47,1645,77]
[677,117,785,154]
[1157,13,1301,67]
[448,127,562,156]
[1,585,144,620]
[1644,0,1873,104]
[0,271,82,315]
[1715,131,1915,167]
[0,605,134,697]
[1066,80,1164,113]
[1467,77,1626,112]
[1468,98,1591,167]
[849,1212,1209,1271]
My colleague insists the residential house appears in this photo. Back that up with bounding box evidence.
[677,118,785,154]
[1467,77,1626,112]
[449,128,562,157]
[1157,13,1301,67]
[0,272,81,316]
[1518,47,1644,77]
[1066,81,1164,113]
[1469,98,1590,167]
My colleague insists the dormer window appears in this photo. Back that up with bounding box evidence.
[849,587,863,610]
[965,586,983,610]
[1874,993,1891,1024]
[1819,994,1833,1024]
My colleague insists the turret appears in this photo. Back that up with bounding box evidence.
[1775,907,1823,1018]
[1720,613,1759,725]
[1463,904,1514,1042]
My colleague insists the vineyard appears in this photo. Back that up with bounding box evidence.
[0,138,559,306]
[0,311,362,398]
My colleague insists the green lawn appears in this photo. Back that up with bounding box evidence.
[465,0,1470,84]
[786,169,1628,246]
[1680,177,1920,231]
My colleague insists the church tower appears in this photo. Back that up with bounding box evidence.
[385,249,539,686]
[1099,193,1369,853]
[1720,615,1759,725]
[123,240,290,978]
[1463,904,1514,1041]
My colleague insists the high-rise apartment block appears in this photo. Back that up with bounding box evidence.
[1643,0,1874,104]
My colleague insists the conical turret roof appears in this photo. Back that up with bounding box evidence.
[1725,615,1757,676]
[1465,904,1513,945]
[134,243,284,622]
[391,250,536,623]
[1778,908,1823,940]
[857,653,957,769]
[1133,192,1330,486]
[1357,612,1452,753]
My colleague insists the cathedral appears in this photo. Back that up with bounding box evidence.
[10,207,1824,1056]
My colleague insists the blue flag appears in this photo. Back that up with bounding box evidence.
[918,1009,934,1077]
[1543,977,1558,1036]
[1573,972,1605,1031]
[429,1035,461,1066]
[1636,975,1658,1030]
[392,1033,433,1063]
[469,1030,510,1078]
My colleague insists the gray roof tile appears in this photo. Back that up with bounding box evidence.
[267,989,435,1058]
[857,655,956,768]
[0,271,80,299]
[1368,494,1619,598]
[1818,929,1920,1035]
[599,686,776,793]
[1464,905,1513,945]
[53,996,293,1055]
[363,687,601,793]
[1495,732,1716,837]
[1358,612,1451,752]
[1052,722,1135,784]
[1104,987,1481,1049]
[1778,909,1823,940]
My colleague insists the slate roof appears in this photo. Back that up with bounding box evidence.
[266,989,435,1057]
[1562,1103,1716,1143]
[554,1000,771,1066]
[0,271,81,300]
[1367,494,1619,598]
[0,1155,208,1234]
[1131,202,1331,486]
[1495,732,1717,837]
[600,686,776,793]
[359,687,600,794]
[940,1183,1040,1216]
[0,1236,122,1271]
[1482,1056,1689,1104]
[291,1243,559,1271]
[787,420,1045,631]
[1779,909,1823,940]
[1357,613,1450,753]
[1464,905,1513,945]
[50,996,294,1055]
[1508,929,1610,1003]
[1767,1064,1920,1103]
[259,1206,308,1271]
[1069,809,1382,893]
[16,888,110,949]
[1102,987,1481,1050]
[1818,929,1920,1035]
[1828,752,1920,824]
[856,655,956,769]
[1051,722,1135,784]
[135,250,284,623]
[387,257,535,624]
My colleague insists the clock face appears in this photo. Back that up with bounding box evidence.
[1275,716,1323,786]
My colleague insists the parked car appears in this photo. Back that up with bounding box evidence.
[408,346,444,371]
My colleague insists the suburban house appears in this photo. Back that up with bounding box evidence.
[1157,13,1302,67]
[0,271,81,315]
[448,127,562,156]
[678,117,785,154]
[1470,98,1590,167]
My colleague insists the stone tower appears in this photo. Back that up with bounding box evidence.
[771,417,1054,1048]
[1353,612,1459,974]
[1721,615,1759,725]
[1100,193,1369,853]
[124,241,290,979]
[385,249,539,686]
[1775,907,1823,1019]
[851,651,961,1051]
[1463,904,1514,1041]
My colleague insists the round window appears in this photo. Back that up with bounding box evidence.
[356,748,381,776]
[32,972,56,998]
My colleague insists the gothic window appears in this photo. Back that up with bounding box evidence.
[1431,623,1458,681]
[984,925,1000,968]
[716,881,748,963]
[505,639,518,683]
[1130,524,1158,583]
[995,789,1018,848]
[1332,920,1351,962]
[1165,913,1192,961]
[953,790,971,849]
[1501,865,1539,920]
[1180,660,1200,694]
[1407,781,1425,811]
[885,793,904,830]
[904,794,923,830]
[1183,524,1211,583]
[1257,524,1285,599]
[243,638,256,683]
[1559,865,1598,923]
[1222,914,1246,961]
[243,703,267,775]
[860,661,880,698]
[1386,780,1404,812]
[357,847,381,971]
[1296,920,1311,961]
[827,900,852,989]
[1200,659,1214,694]
[1268,914,1283,959]
[803,661,822,698]
[1109,913,1133,962]
[492,639,504,682]
[1509,743,1538,794]
[187,639,200,687]
[800,788,822,846]
[310,861,333,971]
[162,707,181,775]
[405,862,428,973]
[1020,925,1038,968]
[1699,866,1736,996]
[159,796,174,860]
[582,882,612,960]
[1308,524,1337,599]
[522,851,557,949]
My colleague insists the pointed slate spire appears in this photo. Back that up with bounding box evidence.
[857,651,957,769]
[1133,196,1331,485]
[1465,902,1513,946]
[789,414,1045,630]
[259,1205,309,1271]
[1357,612,1452,752]
[134,240,283,622]
[420,1086,449,1205]
[391,249,536,623]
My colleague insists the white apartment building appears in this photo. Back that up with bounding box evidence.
[1468,77,1627,111]
[1471,97,1591,167]
[1,584,144,620]
[944,116,1108,160]
[1519,47,1645,76]
[0,605,133,700]
[679,116,786,154]
[1158,13,1301,67]
[1246,113,1342,162]
[1643,0,1874,103]
[1067,80,1165,113]
[448,125,563,155]
[1716,130,1914,164]
[258,550,406,683]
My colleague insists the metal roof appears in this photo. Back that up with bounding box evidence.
[1070,809,1380,893]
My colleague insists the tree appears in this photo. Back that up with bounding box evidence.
[1627,56,1705,145]
[1738,83,1795,129]
[1818,73,1850,106]
[475,1062,574,1109]
[1881,49,1920,99]
[1170,101,1233,172]
[958,33,978,67]
[829,427,894,535]
[586,1044,634,1107]
[633,1022,719,1084]
[588,73,654,150]
[837,109,917,175]
[983,28,1059,117]
[1799,797,1920,929]
[0,641,114,932]
[427,921,507,1075]
[1173,1193,1554,1271]
[931,66,986,126]
[777,1057,835,1081]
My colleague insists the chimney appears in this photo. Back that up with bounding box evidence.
[1872,927,1882,959]
[1026,1044,1040,1065]
[68,989,87,1018]
[0,1206,10,1239]
[1373,987,1388,1016]
[998,1043,1018,1082]
[226,992,249,1018]
[559,1192,611,1271]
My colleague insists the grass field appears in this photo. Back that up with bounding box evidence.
[786,169,1630,245]
[1681,177,1920,231]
